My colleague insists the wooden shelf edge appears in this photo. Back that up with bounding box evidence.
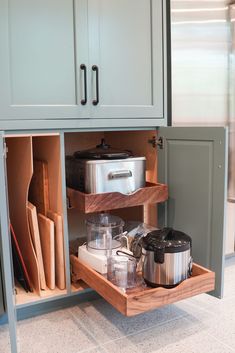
[70,255,215,317]
[71,280,89,293]
[67,182,168,213]
[126,270,215,316]
[15,285,68,306]
[70,255,128,315]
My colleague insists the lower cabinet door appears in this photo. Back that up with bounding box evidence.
[70,255,215,317]
[157,127,228,298]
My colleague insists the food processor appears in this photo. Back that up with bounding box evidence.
[78,213,125,273]
[86,213,124,255]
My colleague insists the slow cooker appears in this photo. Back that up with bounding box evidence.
[66,138,146,194]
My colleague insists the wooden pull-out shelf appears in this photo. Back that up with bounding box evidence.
[70,255,215,316]
[67,182,168,213]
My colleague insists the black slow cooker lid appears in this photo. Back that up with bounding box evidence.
[142,228,192,254]
[73,139,133,160]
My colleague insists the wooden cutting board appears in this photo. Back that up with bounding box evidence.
[47,210,66,290]
[38,213,55,290]
[29,159,49,215]
[27,202,46,290]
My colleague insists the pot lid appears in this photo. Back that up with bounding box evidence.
[142,228,191,254]
[74,139,133,160]
[86,213,124,228]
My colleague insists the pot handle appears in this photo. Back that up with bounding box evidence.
[152,227,172,264]
[154,247,165,264]
[109,170,132,179]
[188,256,193,276]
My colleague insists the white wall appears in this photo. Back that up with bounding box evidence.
[171,0,235,254]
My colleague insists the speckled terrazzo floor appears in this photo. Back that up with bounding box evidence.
[1,256,235,353]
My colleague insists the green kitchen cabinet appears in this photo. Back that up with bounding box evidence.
[0,0,90,121]
[88,0,165,120]
[0,0,169,129]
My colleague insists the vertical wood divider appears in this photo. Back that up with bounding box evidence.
[59,132,72,293]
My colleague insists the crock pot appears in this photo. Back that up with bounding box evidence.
[73,138,132,160]
[142,228,192,288]
[66,139,146,194]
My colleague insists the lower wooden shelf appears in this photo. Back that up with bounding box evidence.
[71,280,89,293]
[15,281,67,306]
[67,182,168,213]
[70,255,215,316]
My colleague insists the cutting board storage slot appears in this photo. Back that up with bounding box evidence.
[6,136,41,297]
[5,135,66,306]
[31,136,66,291]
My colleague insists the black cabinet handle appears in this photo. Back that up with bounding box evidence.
[80,64,87,105]
[92,65,99,105]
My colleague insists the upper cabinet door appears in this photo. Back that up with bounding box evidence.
[0,0,90,120]
[88,0,164,119]
[157,127,228,298]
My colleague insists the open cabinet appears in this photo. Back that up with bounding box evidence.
[67,127,227,316]
[1,126,227,321]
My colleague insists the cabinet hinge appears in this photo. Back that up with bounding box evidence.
[148,136,164,149]
[3,143,8,159]
[66,196,72,209]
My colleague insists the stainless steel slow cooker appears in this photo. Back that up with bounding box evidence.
[142,228,192,288]
[66,139,146,194]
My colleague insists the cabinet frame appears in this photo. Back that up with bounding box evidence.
[0,132,18,353]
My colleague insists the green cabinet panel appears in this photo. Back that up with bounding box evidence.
[158,127,228,298]
[0,0,89,120]
[89,0,165,120]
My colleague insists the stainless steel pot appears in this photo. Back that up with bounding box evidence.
[142,228,192,288]
[84,157,145,194]
[66,139,146,194]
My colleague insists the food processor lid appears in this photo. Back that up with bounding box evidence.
[73,138,133,160]
[142,228,192,254]
[86,213,125,228]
